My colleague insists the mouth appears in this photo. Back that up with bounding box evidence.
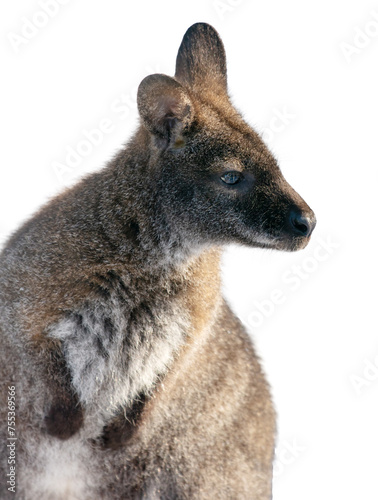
[227,208,316,252]
[254,208,317,252]
[274,235,312,252]
[250,233,313,252]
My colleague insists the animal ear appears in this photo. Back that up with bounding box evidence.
[175,23,227,95]
[137,73,193,146]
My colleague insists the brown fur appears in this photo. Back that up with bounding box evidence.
[0,23,315,499]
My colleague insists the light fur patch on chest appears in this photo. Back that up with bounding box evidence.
[49,287,189,420]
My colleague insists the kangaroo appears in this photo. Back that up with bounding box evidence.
[0,23,315,500]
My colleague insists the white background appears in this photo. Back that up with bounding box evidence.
[1,1,377,498]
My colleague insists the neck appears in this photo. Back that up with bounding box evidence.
[48,246,223,426]
[97,144,204,273]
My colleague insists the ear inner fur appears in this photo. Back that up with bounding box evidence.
[137,73,193,145]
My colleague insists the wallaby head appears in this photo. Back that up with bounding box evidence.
[136,23,316,254]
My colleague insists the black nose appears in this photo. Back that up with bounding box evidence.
[289,209,316,237]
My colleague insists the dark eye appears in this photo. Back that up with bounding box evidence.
[221,171,242,185]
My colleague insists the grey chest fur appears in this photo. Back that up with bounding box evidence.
[49,273,189,424]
